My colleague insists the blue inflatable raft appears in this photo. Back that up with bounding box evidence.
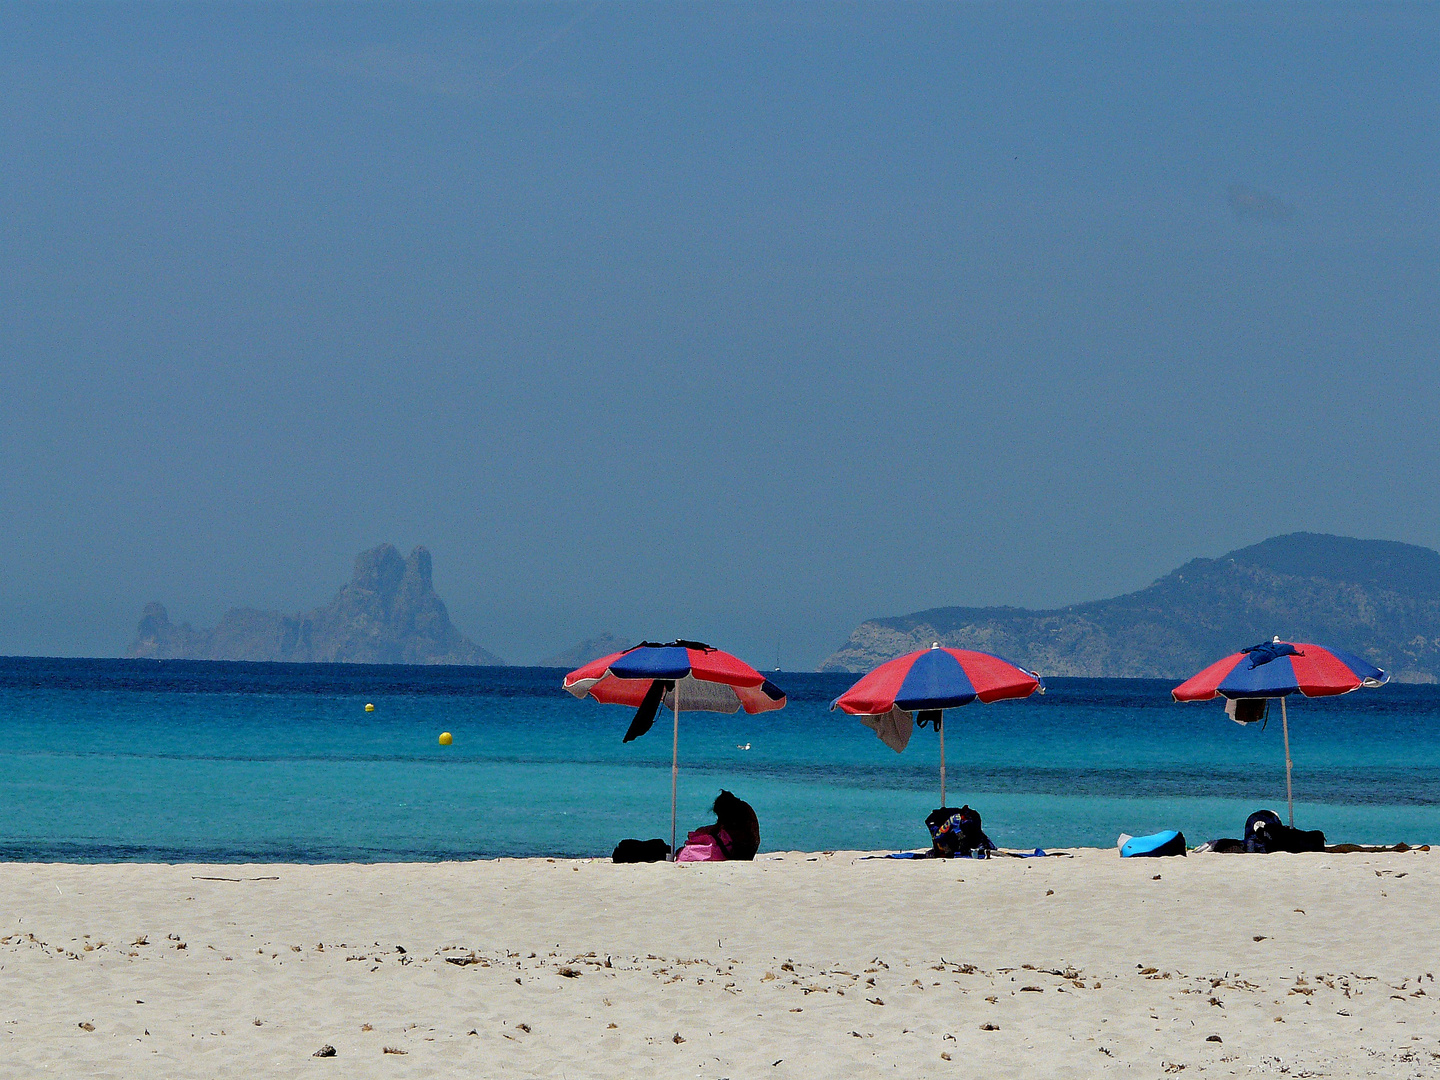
[1119,830,1187,857]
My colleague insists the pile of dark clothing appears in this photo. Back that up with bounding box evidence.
[1205,809,1326,854]
[611,837,671,863]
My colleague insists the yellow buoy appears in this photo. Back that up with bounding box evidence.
[364,703,375,712]
[438,732,453,746]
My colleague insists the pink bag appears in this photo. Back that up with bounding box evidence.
[676,828,730,862]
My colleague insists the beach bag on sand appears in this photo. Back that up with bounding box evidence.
[1245,811,1282,852]
[926,805,995,858]
[1275,826,1325,852]
[612,838,671,863]
[677,829,730,862]
[1262,823,1326,853]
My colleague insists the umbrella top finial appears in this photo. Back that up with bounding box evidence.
[931,641,940,649]
[1273,635,1281,643]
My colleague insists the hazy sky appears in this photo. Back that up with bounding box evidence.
[2,2,1438,667]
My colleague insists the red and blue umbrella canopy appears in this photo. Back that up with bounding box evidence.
[833,645,1044,719]
[1172,639,1388,701]
[564,640,786,724]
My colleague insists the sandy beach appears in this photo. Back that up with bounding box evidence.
[1,849,1437,1078]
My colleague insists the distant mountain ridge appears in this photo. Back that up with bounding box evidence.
[130,544,505,666]
[820,533,1440,683]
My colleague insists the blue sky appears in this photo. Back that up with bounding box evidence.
[2,2,1437,666]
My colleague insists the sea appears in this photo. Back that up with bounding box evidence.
[1,657,1437,862]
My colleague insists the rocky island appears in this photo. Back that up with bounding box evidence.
[130,544,504,665]
[821,533,1440,682]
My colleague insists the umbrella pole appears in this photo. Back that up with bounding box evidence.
[938,712,946,807]
[1281,696,1294,827]
[671,683,680,858]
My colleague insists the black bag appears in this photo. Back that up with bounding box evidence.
[612,838,671,863]
[1268,824,1326,853]
[1245,810,1282,852]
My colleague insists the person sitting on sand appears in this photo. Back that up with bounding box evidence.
[680,790,760,861]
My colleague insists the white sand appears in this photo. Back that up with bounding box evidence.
[1,849,1437,1078]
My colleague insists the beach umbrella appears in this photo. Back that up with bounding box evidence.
[563,640,786,855]
[831,643,1044,807]
[1172,637,1388,826]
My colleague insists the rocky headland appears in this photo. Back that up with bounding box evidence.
[821,533,1440,682]
[131,544,504,666]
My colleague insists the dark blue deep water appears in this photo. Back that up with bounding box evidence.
[1,657,1437,861]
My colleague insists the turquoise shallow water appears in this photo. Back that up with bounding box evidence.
[1,657,1437,861]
